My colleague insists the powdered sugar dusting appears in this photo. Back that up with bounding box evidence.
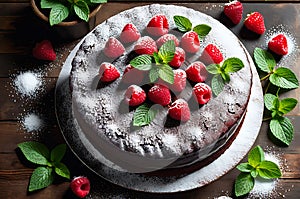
[13,71,43,98]
[22,112,45,132]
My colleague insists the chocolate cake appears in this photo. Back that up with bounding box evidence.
[70,4,253,174]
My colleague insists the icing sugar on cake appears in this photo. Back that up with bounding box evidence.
[70,4,253,173]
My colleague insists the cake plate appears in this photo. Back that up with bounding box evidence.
[55,5,264,193]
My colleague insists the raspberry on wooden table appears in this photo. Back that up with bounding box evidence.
[224,0,243,25]
[244,12,266,34]
[268,33,288,55]
[146,14,169,37]
[70,176,90,198]
[99,62,120,82]
[32,40,56,61]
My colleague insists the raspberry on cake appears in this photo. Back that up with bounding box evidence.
[193,82,212,105]
[168,99,190,122]
[103,37,125,58]
[134,36,158,55]
[156,34,180,48]
[146,14,169,37]
[122,65,145,85]
[185,61,208,83]
[120,23,141,44]
[180,31,201,53]
[124,85,146,106]
[148,84,171,106]
[169,47,186,68]
[201,43,224,64]
[99,62,120,82]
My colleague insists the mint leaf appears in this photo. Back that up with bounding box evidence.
[279,98,298,114]
[41,0,59,8]
[211,74,225,96]
[74,1,90,22]
[270,116,294,146]
[173,15,192,32]
[133,104,158,126]
[158,40,175,64]
[235,172,255,197]
[29,167,54,192]
[149,67,159,83]
[90,0,107,3]
[248,145,265,167]
[153,52,162,64]
[158,64,174,84]
[221,72,230,83]
[270,67,299,89]
[257,160,282,179]
[193,24,211,39]
[237,163,253,173]
[18,141,50,166]
[54,162,70,179]
[251,169,258,178]
[130,55,153,70]
[206,64,220,75]
[254,48,276,73]
[50,144,66,163]
[223,57,244,73]
[264,93,277,111]
[49,4,69,26]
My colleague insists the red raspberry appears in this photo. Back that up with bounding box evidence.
[148,84,171,106]
[180,31,200,54]
[268,34,288,55]
[70,176,90,198]
[104,37,125,58]
[202,44,224,64]
[169,47,186,68]
[224,0,243,25]
[168,99,190,122]
[134,36,158,55]
[156,34,179,48]
[124,85,146,106]
[120,23,141,44]
[169,69,187,93]
[122,65,145,85]
[32,40,56,61]
[146,14,169,37]
[244,12,266,35]
[185,61,208,83]
[99,62,120,82]
[193,83,212,105]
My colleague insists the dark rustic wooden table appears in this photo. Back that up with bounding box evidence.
[0,1,299,198]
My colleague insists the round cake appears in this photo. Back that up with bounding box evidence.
[70,4,253,174]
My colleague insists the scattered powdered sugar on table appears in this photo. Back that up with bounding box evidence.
[13,71,43,98]
[22,112,45,132]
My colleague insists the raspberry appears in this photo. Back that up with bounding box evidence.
[70,176,90,198]
[169,69,187,93]
[169,47,186,68]
[122,65,145,85]
[104,37,125,58]
[148,84,171,106]
[120,23,141,43]
[146,14,169,37]
[168,99,190,122]
[134,36,158,55]
[268,34,288,55]
[156,34,179,48]
[180,31,200,54]
[32,40,56,61]
[99,62,120,82]
[202,44,224,64]
[224,0,243,25]
[193,83,212,105]
[244,12,266,35]
[185,61,208,83]
[124,85,146,106]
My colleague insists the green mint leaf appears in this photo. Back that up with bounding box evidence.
[49,4,69,26]
[153,52,162,64]
[270,67,299,89]
[158,40,176,64]
[41,0,59,9]
[257,160,282,179]
[18,141,50,166]
[234,172,255,197]
[74,1,90,22]
[221,72,230,83]
[237,163,253,173]
[50,144,66,163]
[173,15,192,32]
[279,98,298,115]
[211,74,225,96]
[29,167,54,192]
[130,55,153,70]
[206,64,220,75]
[193,24,211,39]
[248,145,265,167]
[54,162,70,179]
[133,104,158,126]
[251,169,258,178]
[264,93,277,111]
[90,0,107,3]
[158,64,174,84]
[223,57,244,73]
[270,117,294,146]
[253,48,276,73]
[149,67,159,83]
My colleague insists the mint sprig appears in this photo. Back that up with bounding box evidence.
[173,15,211,38]
[133,103,159,126]
[235,146,282,197]
[18,141,70,192]
[206,57,244,96]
